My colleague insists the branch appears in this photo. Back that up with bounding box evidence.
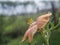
[50,22,60,31]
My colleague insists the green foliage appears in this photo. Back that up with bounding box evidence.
[0,11,60,45]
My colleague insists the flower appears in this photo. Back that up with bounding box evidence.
[22,12,52,43]
[27,18,33,25]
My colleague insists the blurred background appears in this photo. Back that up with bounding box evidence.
[0,0,60,45]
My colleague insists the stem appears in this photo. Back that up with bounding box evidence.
[42,31,51,45]
[43,36,49,45]
[46,38,49,45]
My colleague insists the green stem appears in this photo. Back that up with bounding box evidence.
[42,31,51,45]
[46,38,49,45]
[43,36,49,45]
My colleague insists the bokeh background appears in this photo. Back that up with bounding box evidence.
[0,0,60,45]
